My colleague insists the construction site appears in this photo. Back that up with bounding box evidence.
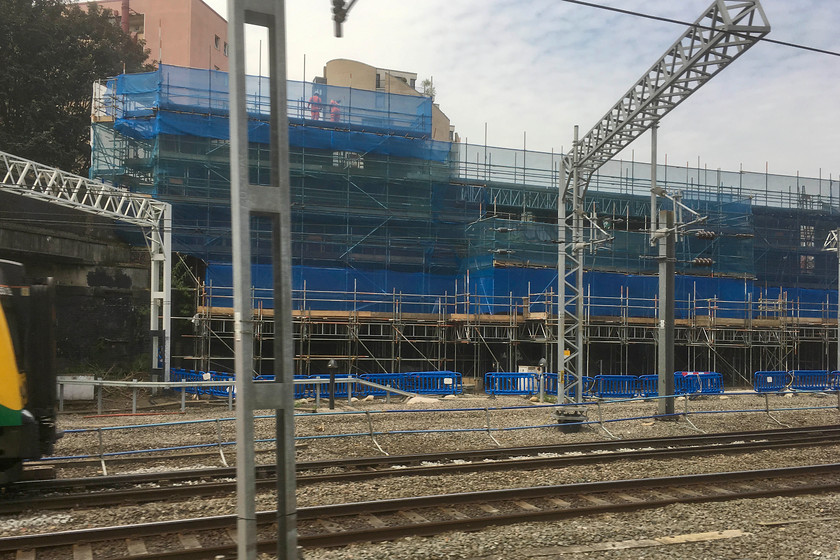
[81,53,840,387]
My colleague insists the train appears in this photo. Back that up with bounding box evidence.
[0,259,59,484]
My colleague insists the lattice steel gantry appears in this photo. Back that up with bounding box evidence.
[0,149,172,380]
[559,0,770,402]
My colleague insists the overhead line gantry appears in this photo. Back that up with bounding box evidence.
[0,149,172,380]
[558,0,770,402]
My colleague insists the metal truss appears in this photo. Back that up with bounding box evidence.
[457,181,559,213]
[569,1,770,186]
[0,149,171,380]
[558,0,769,401]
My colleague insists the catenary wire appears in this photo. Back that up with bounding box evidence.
[558,0,840,58]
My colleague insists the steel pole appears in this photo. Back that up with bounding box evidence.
[229,1,297,558]
[657,210,676,416]
[558,157,566,402]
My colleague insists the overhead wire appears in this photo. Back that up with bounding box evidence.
[557,0,840,58]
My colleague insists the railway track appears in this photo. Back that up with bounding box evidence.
[2,463,839,559]
[6,424,840,515]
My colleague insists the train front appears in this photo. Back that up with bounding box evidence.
[0,260,58,484]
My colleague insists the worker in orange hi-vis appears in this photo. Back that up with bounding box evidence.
[308,91,322,120]
[329,99,341,123]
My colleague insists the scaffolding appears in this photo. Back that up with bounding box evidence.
[172,281,837,387]
[89,64,840,382]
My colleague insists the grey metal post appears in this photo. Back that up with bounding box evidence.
[572,126,584,403]
[657,210,676,416]
[650,124,659,233]
[557,154,566,402]
[228,1,297,558]
[150,205,172,382]
[836,232,840,371]
[328,358,337,410]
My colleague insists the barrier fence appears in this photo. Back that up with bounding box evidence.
[753,370,836,393]
[169,368,463,400]
[483,371,725,399]
[57,369,840,414]
[43,390,840,470]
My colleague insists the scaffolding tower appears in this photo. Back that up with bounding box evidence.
[89,63,840,385]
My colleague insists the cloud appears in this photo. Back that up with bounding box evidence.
[203,0,839,179]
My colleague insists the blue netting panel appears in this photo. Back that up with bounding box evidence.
[107,65,449,161]
[205,263,456,313]
[461,267,838,320]
[201,262,840,320]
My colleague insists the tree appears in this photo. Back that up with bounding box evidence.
[0,0,152,175]
[421,78,435,101]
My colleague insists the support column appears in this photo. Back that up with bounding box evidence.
[557,157,566,401]
[572,134,584,404]
[834,229,840,372]
[657,210,675,416]
[228,1,297,558]
[150,205,172,382]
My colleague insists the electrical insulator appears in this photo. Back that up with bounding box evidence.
[692,257,714,267]
[695,230,717,240]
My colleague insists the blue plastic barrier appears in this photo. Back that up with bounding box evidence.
[592,375,637,398]
[637,375,658,397]
[206,372,233,398]
[411,371,463,395]
[674,372,702,395]
[698,372,724,394]
[253,374,312,399]
[359,373,413,396]
[484,372,538,395]
[753,371,789,393]
[542,374,594,399]
[790,370,829,391]
[831,371,840,391]
[675,371,724,395]
[170,368,204,395]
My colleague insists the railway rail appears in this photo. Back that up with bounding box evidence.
[5,424,840,515]
[2,463,839,559]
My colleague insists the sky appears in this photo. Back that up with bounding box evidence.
[202,0,839,181]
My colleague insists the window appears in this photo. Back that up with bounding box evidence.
[332,151,364,169]
[800,225,815,247]
[214,35,220,49]
[223,42,229,56]
[800,254,815,273]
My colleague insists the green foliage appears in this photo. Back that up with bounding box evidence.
[171,258,198,318]
[0,0,152,175]
[421,78,435,101]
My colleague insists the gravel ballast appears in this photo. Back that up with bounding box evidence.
[5,390,840,560]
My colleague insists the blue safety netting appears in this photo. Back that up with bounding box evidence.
[202,262,839,320]
[105,65,450,161]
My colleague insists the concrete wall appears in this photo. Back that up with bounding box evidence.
[0,194,151,373]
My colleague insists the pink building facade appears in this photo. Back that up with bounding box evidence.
[84,0,229,71]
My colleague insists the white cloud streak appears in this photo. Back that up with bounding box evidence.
[204,0,840,179]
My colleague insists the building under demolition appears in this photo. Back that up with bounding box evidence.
[89,63,840,385]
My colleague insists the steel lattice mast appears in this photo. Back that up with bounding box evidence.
[0,149,172,380]
[558,0,770,401]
